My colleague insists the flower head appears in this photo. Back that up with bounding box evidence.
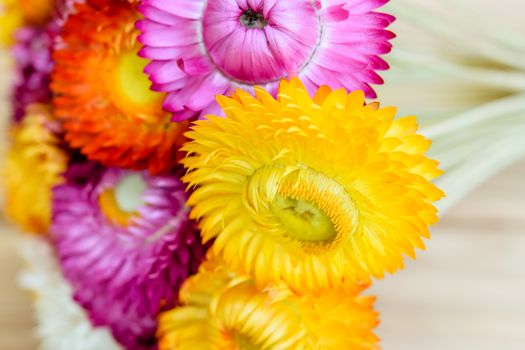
[138,0,394,121]
[0,0,55,45]
[52,0,188,174]
[158,257,379,350]
[18,236,122,350]
[9,0,80,121]
[51,162,206,349]
[3,104,68,234]
[0,0,22,45]
[19,0,56,25]
[183,79,444,291]
[11,26,54,121]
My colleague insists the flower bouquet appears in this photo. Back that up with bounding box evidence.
[3,0,518,349]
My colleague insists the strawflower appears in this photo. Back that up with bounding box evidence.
[138,0,394,120]
[11,26,54,121]
[18,236,122,350]
[3,104,68,234]
[182,78,444,291]
[0,0,55,46]
[10,0,79,121]
[19,0,56,25]
[52,0,188,174]
[51,162,206,349]
[158,257,379,350]
[0,0,22,46]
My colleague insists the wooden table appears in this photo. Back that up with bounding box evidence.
[374,160,525,350]
[0,229,37,349]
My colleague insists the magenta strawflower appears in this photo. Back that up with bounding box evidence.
[51,162,206,349]
[137,0,395,121]
[10,0,76,122]
[11,26,53,122]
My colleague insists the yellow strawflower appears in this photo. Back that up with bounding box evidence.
[183,78,444,290]
[0,0,22,46]
[3,104,68,233]
[158,257,379,350]
[0,0,56,45]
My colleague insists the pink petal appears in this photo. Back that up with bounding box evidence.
[142,0,206,19]
[138,26,199,47]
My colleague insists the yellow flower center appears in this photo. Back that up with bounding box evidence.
[99,173,147,227]
[115,50,159,106]
[111,50,164,120]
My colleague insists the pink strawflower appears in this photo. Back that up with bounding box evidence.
[137,0,395,121]
[10,0,78,122]
[11,26,54,122]
[51,162,206,349]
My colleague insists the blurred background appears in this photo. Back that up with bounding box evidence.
[376,1,525,349]
[1,0,524,349]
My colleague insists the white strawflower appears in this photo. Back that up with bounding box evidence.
[17,236,122,350]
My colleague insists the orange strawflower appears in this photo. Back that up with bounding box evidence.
[52,0,188,174]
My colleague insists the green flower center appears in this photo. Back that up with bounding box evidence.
[270,196,337,242]
[245,165,358,253]
[99,173,147,227]
[233,332,260,350]
[114,173,147,213]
